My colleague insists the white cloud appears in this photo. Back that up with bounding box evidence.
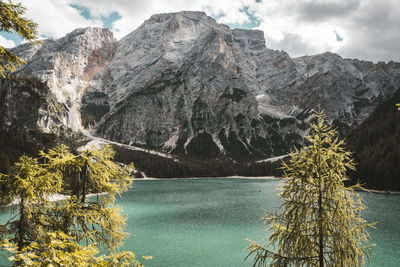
[0,35,16,48]
[250,0,400,62]
[249,0,349,57]
[66,0,260,39]
[67,0,201,39]
[18,0,103,38]
[255,15,346,57]
[12,0,400,62]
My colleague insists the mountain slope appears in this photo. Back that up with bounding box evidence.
[93,12,400,160]
[0,75,62,172]
[11,27,116,131]
[6,11,400,163]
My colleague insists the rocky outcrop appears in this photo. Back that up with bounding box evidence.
[8,11,400,160]
[11,27,117,131]
[0,75,68,135]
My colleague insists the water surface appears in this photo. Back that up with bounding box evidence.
[1,178,399,266]
[118,178,400,267]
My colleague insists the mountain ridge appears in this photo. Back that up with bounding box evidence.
[4,11,400,162]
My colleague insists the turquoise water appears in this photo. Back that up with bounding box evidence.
[118,179,400,267]
[1,178,400,266]
[119,178,280,267]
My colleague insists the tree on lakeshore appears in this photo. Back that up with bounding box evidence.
[246,110,374,267]
[40,144,134,251]
[0,145,150,266]
[0,0,40,77]
[0,155,63,251]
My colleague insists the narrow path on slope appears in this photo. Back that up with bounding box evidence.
[80,128,178,161]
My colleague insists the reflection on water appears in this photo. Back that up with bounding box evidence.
[1,178,399,266]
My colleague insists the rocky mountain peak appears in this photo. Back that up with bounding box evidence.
[149,11,209,23]
[64,27,113,39]
[231,28,266,50]
[6,11,400,161]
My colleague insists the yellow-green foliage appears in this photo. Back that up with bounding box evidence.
[247,110,375,267]
[0,145,150,266]
[3,231,150,266]
[40,144,133,250]
[0,0,40,77]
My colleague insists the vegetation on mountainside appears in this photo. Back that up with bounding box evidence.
[247,110,374,267]
[347,88,400,190]
[113,145,283,178]
[81,91,110,128]
[0,74,62,173]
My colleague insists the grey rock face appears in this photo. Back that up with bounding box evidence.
[9,11,400,160]
[94,11,400,159]
[0,75,68,135]
[12,27,117,131]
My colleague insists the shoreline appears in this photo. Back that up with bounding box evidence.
[133,176,281,181]
[5,192,107,208]
[133,177,400,194]
[358,189,400,195]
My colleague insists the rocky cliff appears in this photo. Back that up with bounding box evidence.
[0,74,68,135]
[6,11,400,161]
[11,27,117,132]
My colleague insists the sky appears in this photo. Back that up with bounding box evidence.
[1,0,399,62]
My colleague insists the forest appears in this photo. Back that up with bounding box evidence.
[113,145,284,178]
[346,88,400,190]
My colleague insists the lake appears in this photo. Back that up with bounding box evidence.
[1,178,399,266]
[118,178,400,267]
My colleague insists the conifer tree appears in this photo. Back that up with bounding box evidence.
[0,155,63,251]
[40,144,134,251]
[0,0,40,77]
[247,110,374,267]
[0,145,150,266]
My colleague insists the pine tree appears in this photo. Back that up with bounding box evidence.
[0,145,150,266]
[0,0,40,77]
[246,110,374,267]
[40,144,134,251]
[0,155,63,251]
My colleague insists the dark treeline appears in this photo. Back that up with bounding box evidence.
[113,145,284,178]
[346,88,400,190]
[113,145,233,178]
[0,127,58,173]
[237,160,284,177]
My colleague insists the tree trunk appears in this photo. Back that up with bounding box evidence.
[81,162,87,203]
[17,198,26,251]
[317,130,324,267]
[318,190,324,267]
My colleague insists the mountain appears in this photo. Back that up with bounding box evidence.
[4,11,400,165]
[10,27,116,132]
[0,75,62,172]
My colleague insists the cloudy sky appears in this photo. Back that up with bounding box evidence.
[1,0,399,62]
